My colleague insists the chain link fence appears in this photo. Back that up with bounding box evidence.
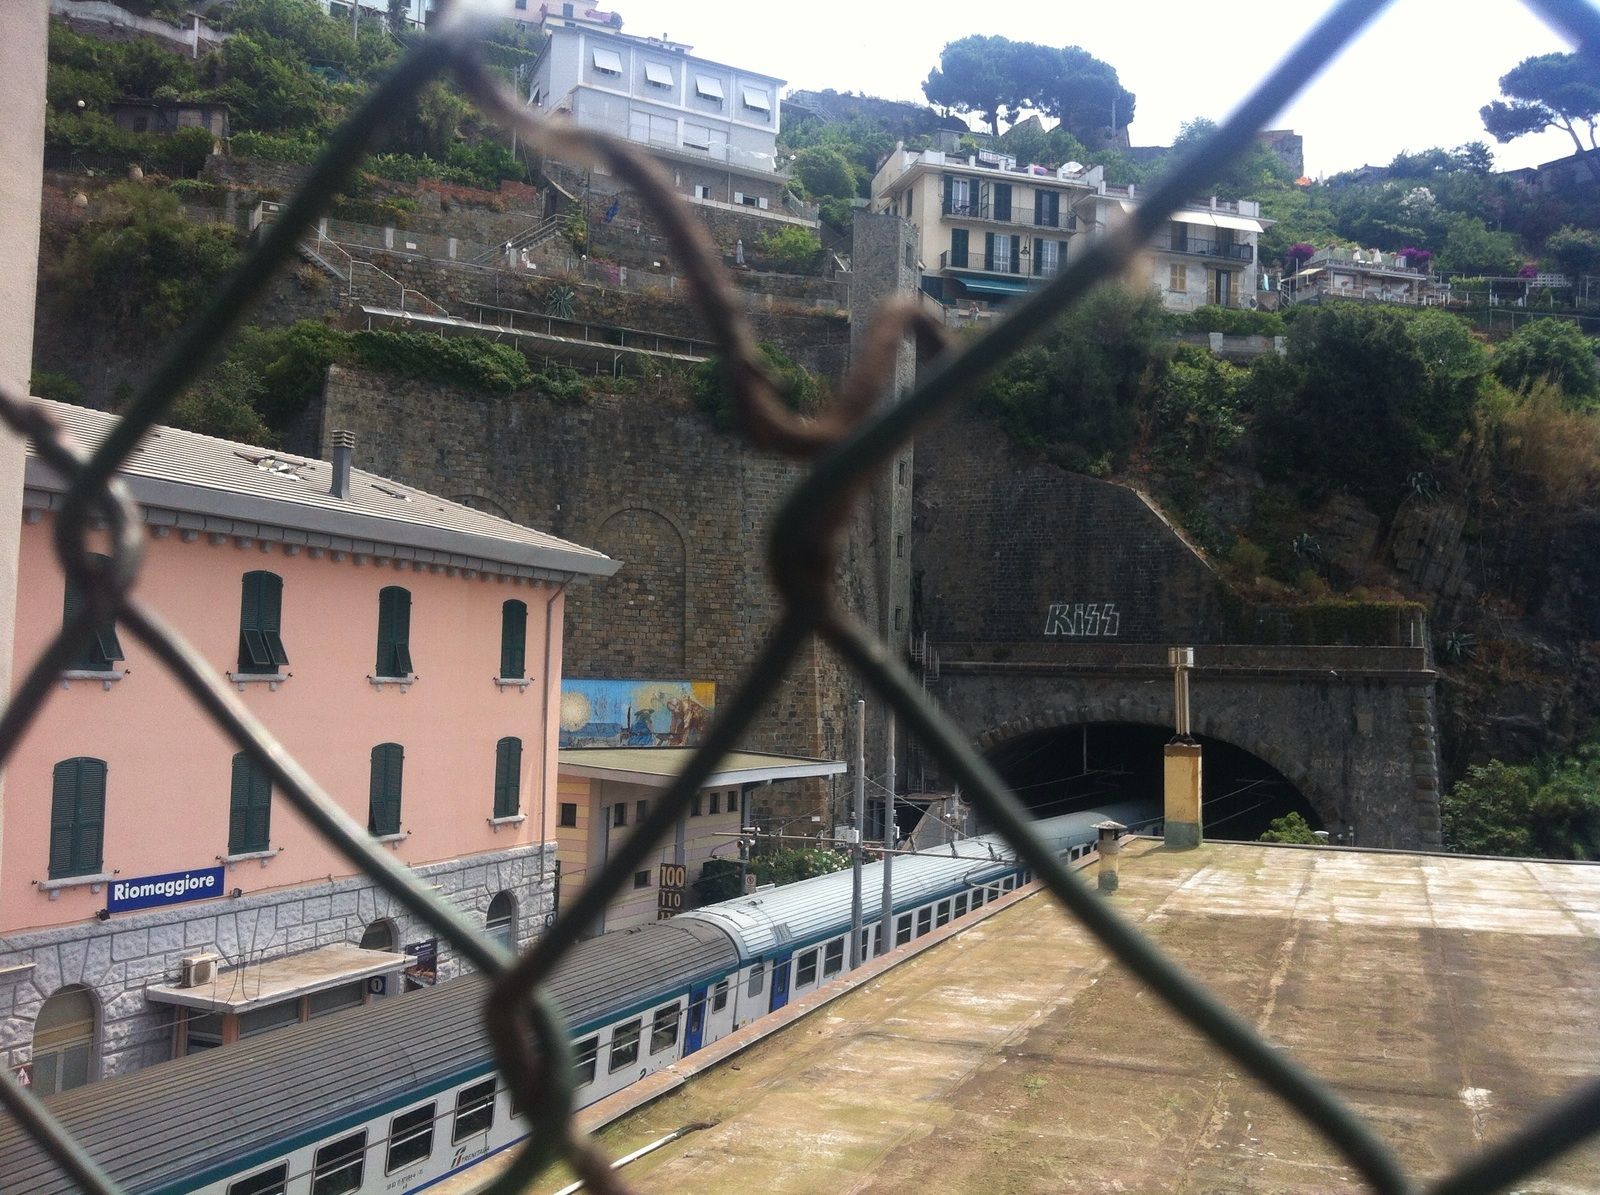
[4,2,1600,1192]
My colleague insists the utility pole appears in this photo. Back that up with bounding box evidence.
[878,713,895,957]
[848,699,865,969]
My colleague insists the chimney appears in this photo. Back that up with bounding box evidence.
[329,429,354,500]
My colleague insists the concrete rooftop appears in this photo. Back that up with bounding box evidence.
[542,840,1600,1193]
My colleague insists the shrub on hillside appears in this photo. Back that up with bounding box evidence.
[1259,812,1321,844]
[1491,317,1600,404]
[690,342,822,432]
[1443,749,1600,859]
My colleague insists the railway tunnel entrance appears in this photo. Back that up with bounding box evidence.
[980,723,1324,842]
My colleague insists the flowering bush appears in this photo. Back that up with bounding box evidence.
[1286,242,1316,267]
[1397,246,1434,269]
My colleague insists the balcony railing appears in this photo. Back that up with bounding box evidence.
[938,251,1064,280]
[942,200,1077,231]
[1156,236,1254,263]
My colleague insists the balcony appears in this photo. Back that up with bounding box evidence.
[1155,236,1254,263]
[941,200,1077,231]
[938,251,1064,281]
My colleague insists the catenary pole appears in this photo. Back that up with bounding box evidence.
[879,713,895,957]
[849,699,865,968]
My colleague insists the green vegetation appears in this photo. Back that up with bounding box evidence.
[1491,318,1600,403]
[690,342,822,433]
[49,183,241,342]
[922,35,1134,142]
[1260,303,1488,510]
[1258,812,1321,845]
[1442,743,1600,859]
[1480,52,1600,186]
[693,846,851,902]
[159,320,584,442]
[753,224,823,269]
[45,4,530,189]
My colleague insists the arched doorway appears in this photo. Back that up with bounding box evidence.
[982,722,1326,841]
[486,892,517,951]
[31,985,97,1096]
[358,918,397,952]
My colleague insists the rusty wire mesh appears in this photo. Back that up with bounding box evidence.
[3,1,1600,1192]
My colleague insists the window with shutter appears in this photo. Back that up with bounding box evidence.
[499,600,527,679]
[369,744,404,836]
[50,758,106,879]
[949,228,968,269]
[62,555,124,672]
[376,587,413,678]
[238,572,289,674]
[228,752,272,854]
[493,737,522,818]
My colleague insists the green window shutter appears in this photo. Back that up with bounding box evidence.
[984,233,995,271]
[494,737,522,818]
[950,228,967,269]
[377,588,413,677]
[238,572,287,673]
[63,556,123,671]
[500,601,527,679]
[51,758,105,878]
[370,744,403,835]
[229,753,272,854]
[1010,235,1021,274]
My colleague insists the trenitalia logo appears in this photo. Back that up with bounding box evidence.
[106,866,226,915]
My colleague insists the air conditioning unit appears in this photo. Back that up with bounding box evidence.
[180,953,219,988]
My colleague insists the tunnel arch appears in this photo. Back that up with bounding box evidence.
[973,702,1344,840]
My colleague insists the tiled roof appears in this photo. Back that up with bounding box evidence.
[25,399,618,579]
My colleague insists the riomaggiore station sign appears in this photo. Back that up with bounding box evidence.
[106,867,226,915]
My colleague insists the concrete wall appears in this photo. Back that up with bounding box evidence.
[914,407,1231,646]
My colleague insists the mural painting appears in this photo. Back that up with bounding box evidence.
[559,679,716,748]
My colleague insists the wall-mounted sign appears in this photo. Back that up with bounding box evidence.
[657,862,687,920]
[106,867,225,915]
[404,939,438,986]
[559,679,716,748]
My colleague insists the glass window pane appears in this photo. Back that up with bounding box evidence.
[650,1004,680,1054]
[230,1164,289,1195]
[312,1131,366,1195]
[609,1019,641,1072]
[453,1079,497,1142]
[386,1104,434,1172]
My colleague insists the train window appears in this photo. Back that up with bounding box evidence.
[971,889,985,910]
[311,1130,366,1195]
[713,979,730,1012]
[386,1103,435,1172]
[873,925,884,955]
[955,893,969,917]
[796,949,818,987]
[936,901,952,928]
[574,1036,599,1086]
[650,1004,680,1054]
[747,963,765,998]
[896,914,912,947]
[229,1163,288,1195]
[708,792,720,814]
[609,1020,641,1072]
[452,1079,497,1142]
[823,938,844,978]
[859,929,870,960]
[916,908,932,937]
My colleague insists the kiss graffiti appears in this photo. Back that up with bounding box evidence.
[1042,602,1121,637]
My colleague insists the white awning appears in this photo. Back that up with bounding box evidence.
[742,86,771,112]
[559,747,845,788]
[1210,211,1266,233]
[1172,210,1219,227]
[592,47,623,74]
[644,61,673,87]
[695,75,724,100]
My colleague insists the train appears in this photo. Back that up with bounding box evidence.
[3,801,1158,1195]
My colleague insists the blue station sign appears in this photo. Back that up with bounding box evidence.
[106,867,226,915]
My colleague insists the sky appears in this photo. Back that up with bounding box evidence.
[601,0,1588,177]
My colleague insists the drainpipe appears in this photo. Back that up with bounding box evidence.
[539,577,570,923]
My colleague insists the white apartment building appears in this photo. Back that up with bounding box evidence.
[527,5,790,209]
[871,144,1269,312]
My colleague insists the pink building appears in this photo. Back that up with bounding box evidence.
[0,401,615,1092]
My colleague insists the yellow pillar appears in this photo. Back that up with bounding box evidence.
[1164,740,1203,850]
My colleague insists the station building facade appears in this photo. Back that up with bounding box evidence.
[0,401,616,1090]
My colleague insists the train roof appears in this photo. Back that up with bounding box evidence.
[2,919,738,1195]
[677,803,1153,958]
